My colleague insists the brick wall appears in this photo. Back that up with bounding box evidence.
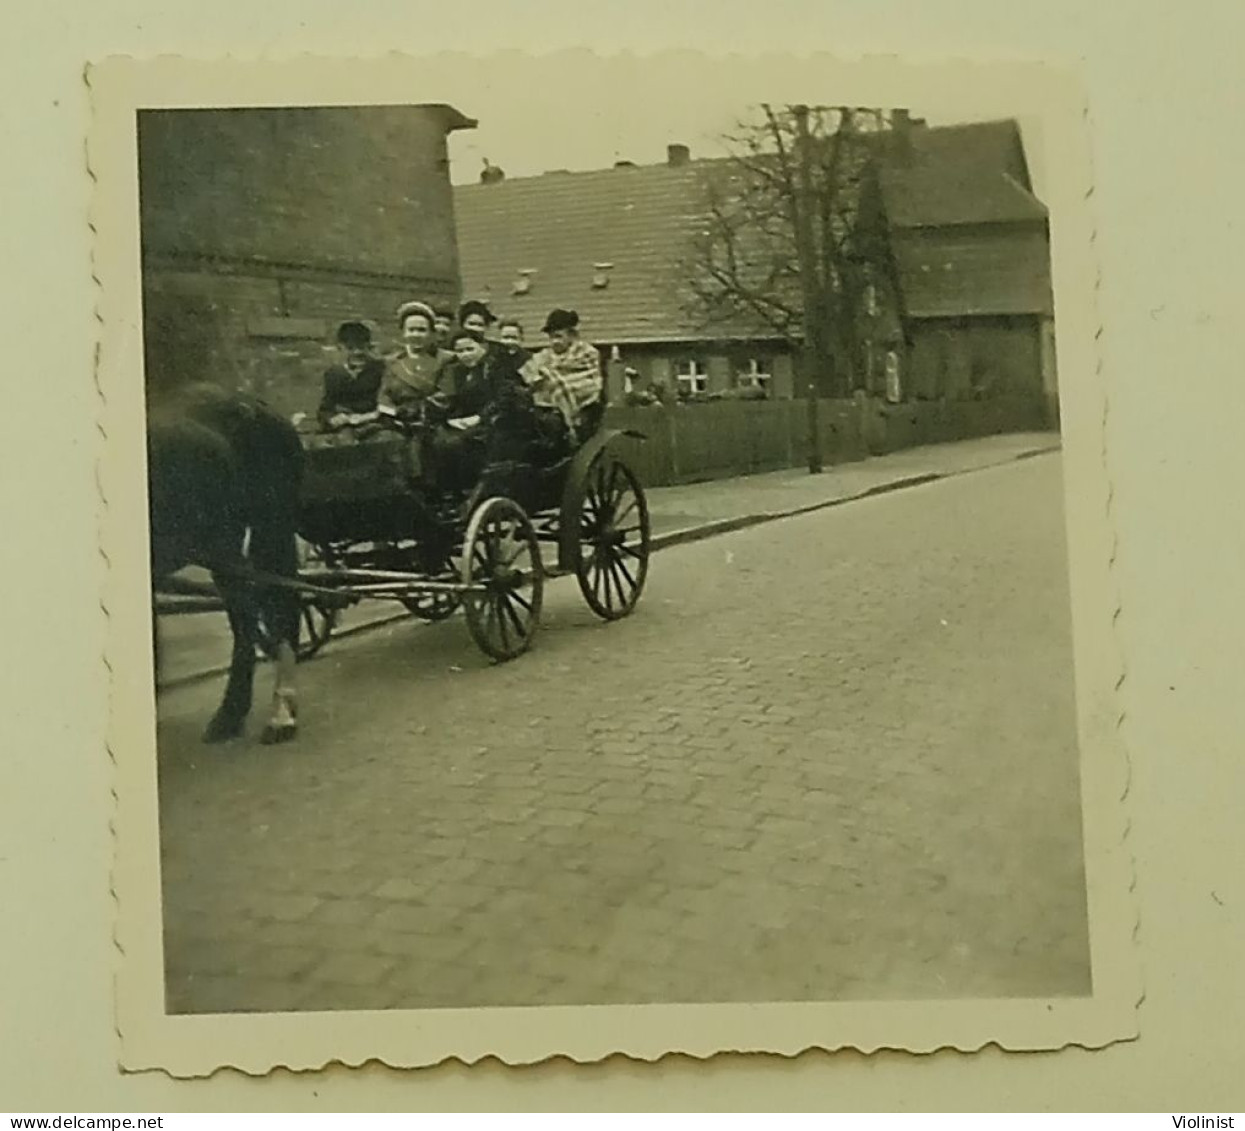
[138,106,468,281]
[142,269,448,417]
[139,105,471,412]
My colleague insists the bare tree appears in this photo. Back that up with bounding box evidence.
[682,104,893,405]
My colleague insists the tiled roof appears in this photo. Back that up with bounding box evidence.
[453,119,1050,345]
[879,119,1048,228]
[454,162,720,344]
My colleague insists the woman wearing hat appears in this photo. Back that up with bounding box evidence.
[524,308,604,439]
[380,300,454,417]
[317,320,386,429]
[457,299,497,343]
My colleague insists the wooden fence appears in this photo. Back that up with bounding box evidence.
[602,393,1052,487]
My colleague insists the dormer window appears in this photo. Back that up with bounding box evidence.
[592,262,614,290]
[512,268,535,296]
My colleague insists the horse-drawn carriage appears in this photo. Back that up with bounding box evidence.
[280,403,652,663]
[148,378,646,741]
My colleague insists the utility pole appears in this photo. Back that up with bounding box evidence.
[792,104,823,474]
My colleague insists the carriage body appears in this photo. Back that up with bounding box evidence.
[297,426,433,549]
[286,415,651,663]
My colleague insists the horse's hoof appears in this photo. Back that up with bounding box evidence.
[259,723,297,746]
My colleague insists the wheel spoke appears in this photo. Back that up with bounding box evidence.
[495,597,512,651]
[612,495,638,527]
[619,541,647,562]
[592,561,606,607]
[500,535,527,567]
[600,558,619,612]
[613,551,638,594]
[586,466,610,521]
[604,462,624,512]
[485,596,500,644]
[611,556,631,610]
[471,541,491,576]
[509,588,534,614]
[481,522,501,568]
[500,593,528,640]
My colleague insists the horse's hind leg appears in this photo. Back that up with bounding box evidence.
[260,637,298,745]
[252,524,300,746]
[204,573,258,743]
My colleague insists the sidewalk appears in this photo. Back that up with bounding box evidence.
[645,431,1060,546]
[155,431,1060,688]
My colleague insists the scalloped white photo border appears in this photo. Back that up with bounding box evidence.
[91,49,1138,1077]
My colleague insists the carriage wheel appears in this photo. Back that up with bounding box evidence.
[461,497,543,662]
[257,598,336,662]
[576,454,651,621]
[401,546,461,621]
[295,600,336,660]
[401,591,461,622]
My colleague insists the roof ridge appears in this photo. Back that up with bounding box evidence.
[453,118,1027,189]
[453,117,1049,340]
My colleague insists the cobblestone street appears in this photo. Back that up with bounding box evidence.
[156,451,1090,1013]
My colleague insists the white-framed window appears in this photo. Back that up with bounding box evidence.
[737,357,772,391]
[676,358,709,395]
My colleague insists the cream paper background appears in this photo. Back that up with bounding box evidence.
[3,0,1242,1110]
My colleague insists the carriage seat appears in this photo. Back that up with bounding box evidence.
[299,426,422,506]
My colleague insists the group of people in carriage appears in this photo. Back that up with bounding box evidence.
[314,298,605,516]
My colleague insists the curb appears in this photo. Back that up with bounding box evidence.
[157,608,411,693]
[160,442,1059,691]
[649,446,1057,554]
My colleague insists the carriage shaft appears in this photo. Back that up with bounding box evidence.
[299,568,485,598]
[154,596,227,615]
[343,581,484,598]
[301,566,456,584]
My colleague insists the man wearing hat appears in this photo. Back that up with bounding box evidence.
[523,308,604,440]
[317,320,386,429]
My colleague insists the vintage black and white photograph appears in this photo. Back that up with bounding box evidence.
[94,53,1134,1071]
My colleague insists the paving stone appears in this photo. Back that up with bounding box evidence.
[305,952,398,989]
[156,454,1089,1012]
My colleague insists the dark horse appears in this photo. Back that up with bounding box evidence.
[147,383,304,744]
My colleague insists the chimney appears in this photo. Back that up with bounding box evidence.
[480,158,505,185]
[667,143,691,167]
[890,109,914,162]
